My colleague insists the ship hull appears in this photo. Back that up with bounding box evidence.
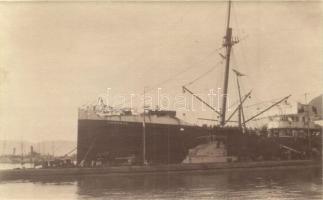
[77,119,216,165]
[77,119,321,166]
[0,160,320,180]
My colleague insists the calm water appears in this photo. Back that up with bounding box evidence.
[0,165,321,200]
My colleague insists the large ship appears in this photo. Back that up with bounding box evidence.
[76,1,322,167]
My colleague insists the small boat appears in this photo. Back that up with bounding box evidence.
[0,160,321,180]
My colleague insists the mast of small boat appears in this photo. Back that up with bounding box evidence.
[220,0,233,126]
[20,140,24,168]
[142,87,147,165]
[304,93,312,158]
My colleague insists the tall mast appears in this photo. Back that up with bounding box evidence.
[220,0,233,126]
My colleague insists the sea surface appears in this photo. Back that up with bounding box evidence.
[0,164,321,200]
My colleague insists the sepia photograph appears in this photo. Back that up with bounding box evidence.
[0,0,322,199]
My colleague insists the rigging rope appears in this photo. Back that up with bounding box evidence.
[146,47,225,92]
[63,147,77,157]
[244,97,283,109]
[184,60,223,87]
[113,48,226,108]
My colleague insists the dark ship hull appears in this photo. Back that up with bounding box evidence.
[77,112,321,166]
[77,118,215,165]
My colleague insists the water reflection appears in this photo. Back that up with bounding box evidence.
[0,167,321,200]
[75,167,322,200]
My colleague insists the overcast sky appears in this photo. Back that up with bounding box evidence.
[0,1,322,142]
